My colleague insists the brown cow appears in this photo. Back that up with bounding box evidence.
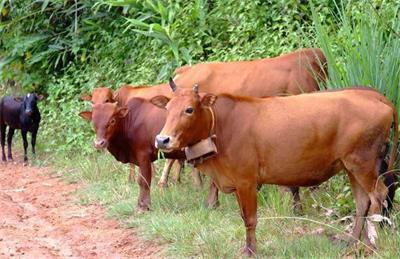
[80,87,140,183]
[151,85,398,256]
[79,98,190,211]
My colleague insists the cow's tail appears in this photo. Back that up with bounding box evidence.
[387,104,398,172]
[380,100,398,217]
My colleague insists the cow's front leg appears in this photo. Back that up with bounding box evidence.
[21,130,28,162]
[7,128,15,161]
[1,124,6,161]
[236,184,258,256]
[31,128,38,156]
[137,159,152,212]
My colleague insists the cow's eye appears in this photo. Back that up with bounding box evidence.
[185,107,194,115]
[109,119,116,126]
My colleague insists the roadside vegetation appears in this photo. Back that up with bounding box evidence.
[1,0,399,258]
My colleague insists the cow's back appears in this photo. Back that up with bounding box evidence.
[209,89,393,187]
[174,48,326,97]
[115,84,171,105]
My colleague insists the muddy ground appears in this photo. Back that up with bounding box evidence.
[0,155,162,258]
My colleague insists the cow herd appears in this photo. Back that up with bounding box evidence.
[1,48,398,256]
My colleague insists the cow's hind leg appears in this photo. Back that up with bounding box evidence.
[206,181,220,208]
[158,159,175,188]
[289,187,303,215]
[344,155,388,248]
[1,124,6,161]
[7,128,15,161]
[128,164,136,183]
[21,130,28,162]
[347,173,370,243]
[172,159,185,184]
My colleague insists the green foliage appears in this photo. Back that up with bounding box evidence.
[0,0,337,155]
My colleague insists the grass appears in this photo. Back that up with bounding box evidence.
[49,151,400,258]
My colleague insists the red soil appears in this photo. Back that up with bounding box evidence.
[0,155,162,258]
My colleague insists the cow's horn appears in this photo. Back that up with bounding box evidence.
[169,77,177,92]
[193,84,199,93]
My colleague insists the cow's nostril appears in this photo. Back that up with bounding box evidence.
[94,139,107,149]
[162,137,170,144]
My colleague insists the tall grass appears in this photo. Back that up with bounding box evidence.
[312,1,400,108]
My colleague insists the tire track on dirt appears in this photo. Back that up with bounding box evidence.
[0,155,162,258]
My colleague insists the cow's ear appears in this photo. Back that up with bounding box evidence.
[201,94,217,107]
[80,94,92,101]
[37,94,44,101]
[79,111,92,121]
[150,95,170,109]
[117,107,129,118]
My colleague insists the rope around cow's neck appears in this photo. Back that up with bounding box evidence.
[206,106,216,137]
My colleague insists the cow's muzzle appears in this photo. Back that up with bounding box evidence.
[25,109,33,116]
[94,138,108,149]
[155,135,171,150]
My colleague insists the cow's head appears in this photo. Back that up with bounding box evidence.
[150,79,217,152]
[80,87,114,104]
[79,103,128,149]
[23,93,44,116]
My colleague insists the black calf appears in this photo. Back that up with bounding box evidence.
[0,93,43,162]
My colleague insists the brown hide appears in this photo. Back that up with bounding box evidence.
[80,87,113,104]
[173,48,326,96]
[153,87,397,255]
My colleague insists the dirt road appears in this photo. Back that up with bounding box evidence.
[0,155,162,258]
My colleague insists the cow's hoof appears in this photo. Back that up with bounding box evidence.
[330,233,356,246]
[241,246,256,257]
[206,200,220,209]
[136,205,151,214]
[293,204,304,216]
[157,181,167,189]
